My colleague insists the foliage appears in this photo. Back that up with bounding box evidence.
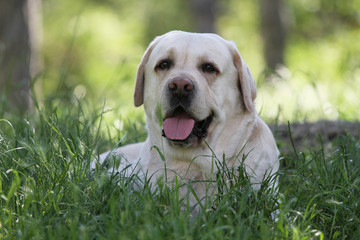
[40,0,360,123]
[2,1,360,238]
[1,100,360,239]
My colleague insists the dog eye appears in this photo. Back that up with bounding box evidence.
[156,59,173,71]
[201,63,218,73]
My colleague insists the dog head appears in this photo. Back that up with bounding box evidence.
[134,31,257,147]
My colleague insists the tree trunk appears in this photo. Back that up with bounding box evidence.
[188,0,217,33]
[259,0,286,71]
[0,0,42,114]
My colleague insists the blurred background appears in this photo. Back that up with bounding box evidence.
[1,0,360,127]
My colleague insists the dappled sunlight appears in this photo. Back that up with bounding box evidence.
[258,69,360,122]
[38,0,360,125]
[257,26,360,122]
[1,1,360,238]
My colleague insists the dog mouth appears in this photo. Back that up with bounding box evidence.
[162,107,213,146]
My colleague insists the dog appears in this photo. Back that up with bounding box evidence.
[94,31,279,206]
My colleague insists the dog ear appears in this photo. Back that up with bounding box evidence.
[133,37,161,107]
[229,42,257,113]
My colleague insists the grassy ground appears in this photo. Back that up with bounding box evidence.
[0,101,359,239]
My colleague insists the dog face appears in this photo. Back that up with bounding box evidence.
[134,31,257,148]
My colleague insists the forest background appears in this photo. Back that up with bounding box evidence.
[1,1,360,239]
[1,0,359,127]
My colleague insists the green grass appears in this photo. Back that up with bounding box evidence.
[1,100,359,239]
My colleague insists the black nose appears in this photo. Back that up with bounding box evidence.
[168,77,195,97]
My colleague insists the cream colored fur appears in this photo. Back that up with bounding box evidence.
[93,31,279,205]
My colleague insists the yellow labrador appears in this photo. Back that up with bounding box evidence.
[95,31,279,204]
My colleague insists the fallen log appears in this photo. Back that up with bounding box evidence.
[269,120,359,154]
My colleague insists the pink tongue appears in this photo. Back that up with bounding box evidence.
[163,113,195,140]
